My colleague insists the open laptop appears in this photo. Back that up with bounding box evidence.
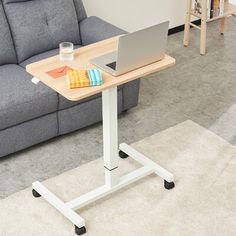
[90,21,169,76]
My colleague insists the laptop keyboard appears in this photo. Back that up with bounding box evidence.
[106,61,117,70]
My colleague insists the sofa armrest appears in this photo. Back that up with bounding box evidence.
[79,16,127,46]
[122,79,140,111]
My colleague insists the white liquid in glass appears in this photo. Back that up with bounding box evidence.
[60,48,74,61]
[59,42,74,61]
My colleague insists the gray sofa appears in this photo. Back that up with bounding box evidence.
[0,0,140,158]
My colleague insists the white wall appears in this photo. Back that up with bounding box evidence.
[83,0,236,32]
[169,1,186,28]
[83,0,175,32]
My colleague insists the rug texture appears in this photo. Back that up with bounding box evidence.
[0,120,236,236]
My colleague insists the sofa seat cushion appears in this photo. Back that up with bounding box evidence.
[20,46,85,110]
[3,0,81,63]
[0,64,58,131]
[0,2,17,65]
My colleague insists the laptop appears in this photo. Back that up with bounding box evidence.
[90,21,169,77]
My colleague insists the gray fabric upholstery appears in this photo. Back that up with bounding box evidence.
[0,2,17,65]
[4,0,32,3]
[0,113,58,157]
[20,48,60,68]
[3,0,81,63]
[122,80,140,111]
[0,65,58,130]
[58,89,123,135]
[80,16,127,46]
[73,0,87,22]
[4,0,87,22]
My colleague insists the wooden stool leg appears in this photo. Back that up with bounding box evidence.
[200,20,207,55]
[200,0,207,55]
[220,17,227,35]
[184,0,192,47]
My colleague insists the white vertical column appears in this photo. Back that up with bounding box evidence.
[102,87,119,187]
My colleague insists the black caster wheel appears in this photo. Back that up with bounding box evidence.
[164,180,175,190]
[32,189,41,198]
[75,226,86,235]
[119,150,128,159]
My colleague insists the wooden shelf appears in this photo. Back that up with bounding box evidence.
[191,2,236,22]
[184,0,235,55]
[208,3,236,21]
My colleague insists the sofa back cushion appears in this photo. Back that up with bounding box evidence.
[73,0,87,22]
[0,2,17,65]
[3,0,83,63]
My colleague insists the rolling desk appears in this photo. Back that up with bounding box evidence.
[26,36,176,235]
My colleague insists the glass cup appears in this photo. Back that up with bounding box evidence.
[59,42,74,61]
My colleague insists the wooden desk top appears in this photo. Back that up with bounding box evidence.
[26,36,176,102]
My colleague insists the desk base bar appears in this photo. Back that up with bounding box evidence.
[119,143,174,183]
[32,181,85,228]
[32,143,174,234]
[66,165,154,210]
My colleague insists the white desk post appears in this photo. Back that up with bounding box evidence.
[102,87,119,187]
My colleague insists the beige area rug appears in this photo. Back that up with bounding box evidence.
[1,120,236,236]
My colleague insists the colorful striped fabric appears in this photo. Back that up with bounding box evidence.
[67,69,103,89]
[87,69,103,86]
[67,70,90,89]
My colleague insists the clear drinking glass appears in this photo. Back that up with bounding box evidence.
[59,42,74,61]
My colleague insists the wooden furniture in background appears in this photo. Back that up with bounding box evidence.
[184,0,236,55]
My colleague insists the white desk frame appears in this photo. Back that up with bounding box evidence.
[32,86,174,235]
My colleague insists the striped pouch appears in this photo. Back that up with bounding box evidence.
[67,69,103,89]
[87,69,103,86]
[67,70,90,89]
